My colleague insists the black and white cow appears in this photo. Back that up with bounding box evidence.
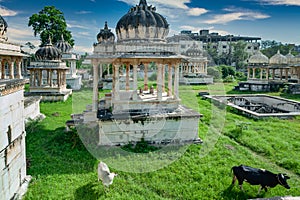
[232,165,290,193]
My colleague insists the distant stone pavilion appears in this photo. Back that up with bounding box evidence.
[26,38,72,101]
[180,43,213,84]
[56,35,82,90]
[79,0,202,145]
[235,50,300,93]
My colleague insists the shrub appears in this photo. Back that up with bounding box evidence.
[207,66,222,80]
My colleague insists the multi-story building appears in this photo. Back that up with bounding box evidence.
[167,29,261,56]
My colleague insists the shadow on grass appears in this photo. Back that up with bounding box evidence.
[26,121,98,176]
[74,182,107,200]
[221,184,265,200]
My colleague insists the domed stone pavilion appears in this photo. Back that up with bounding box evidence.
[56,35,82,90]
[180,43,212,84]
[236,49,300,92]
[27,38,72,101]
[81,0,202,146]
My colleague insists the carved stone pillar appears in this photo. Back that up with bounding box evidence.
[57,70,61,87]
[157,64,163,101]
[32,70,36,87]
[162,64,165,92]
[174,64,179,100]
[92,61,99,112]
[113,64,120,101]
[99,63,103,80]
[63,70,67,87]
[39,70,42,86]
[247,68,250,79]
[168,64,173,97]
[260,68,263,80]
[47,70,50,85]
[133,64,138,100]
[144,63,148,91]
[126,64,130,91]
[266,68,269,80]
[272,69,275,80]
[49,70,53,87]
[252,68,256,79]
[9,59,14,79]
[16,59,22,79]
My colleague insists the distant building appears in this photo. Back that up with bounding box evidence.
[167,29,261,57]
[27,38,72,102]
[56,35,82,90]
[235,50,300,93]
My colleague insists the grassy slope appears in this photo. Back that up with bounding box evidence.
[24,82,300,200]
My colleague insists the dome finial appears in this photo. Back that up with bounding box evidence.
[61,34,65,41]
[47,35,52,46]
[104,21,108,30]
[139,0,148,6]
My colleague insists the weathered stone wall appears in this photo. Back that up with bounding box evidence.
[0,88,27,200]
[98,112,199,145]
[24,96,43,122]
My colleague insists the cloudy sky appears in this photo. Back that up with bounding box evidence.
[0,0,299,54]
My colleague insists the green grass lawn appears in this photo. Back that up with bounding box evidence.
[24,82,300,200]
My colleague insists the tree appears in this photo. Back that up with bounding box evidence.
[207,66,222,80]
[28,6,74,47]
[230,41,248,70]
[218,65,235,79]
[261,40,297,58]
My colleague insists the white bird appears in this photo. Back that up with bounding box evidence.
[98,161,118,188]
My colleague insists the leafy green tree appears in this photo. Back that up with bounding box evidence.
[230,41,248,70]
[261,40,281,49]
[207,66,222,80]
[207,43,219,65]
[261,40,297,58]
[218,65,235,79]
[28,6,74,47]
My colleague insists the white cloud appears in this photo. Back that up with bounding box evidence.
[149,0,190,9]
[119,0,191,9]
[118,0,208,22]
[67,23,89,29]
[73,45,93,54]
[187,8,208,16]
[259,0,300,6]
[77,32,91,37]
[75,10,92,15]
[179,25,200,32]
[6,27,39,47]
[204,11,270,24]
[0,6,17,16]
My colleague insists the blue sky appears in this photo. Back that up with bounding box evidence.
[0,0,300,54]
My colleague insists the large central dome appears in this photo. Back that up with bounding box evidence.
[116,0,169,43]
